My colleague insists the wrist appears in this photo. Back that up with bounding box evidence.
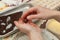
[27,29,43,40]
[54,11,60,16]
[53,11,60,22]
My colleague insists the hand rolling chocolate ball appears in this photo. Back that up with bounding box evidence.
[23,11,37,23]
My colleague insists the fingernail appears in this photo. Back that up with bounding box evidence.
[27,16,31,19]
[14,21,18,24]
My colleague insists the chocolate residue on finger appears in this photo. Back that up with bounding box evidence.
[23,11,37,23]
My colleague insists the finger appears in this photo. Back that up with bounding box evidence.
[14,21,24,30]
[14,21,20,27]
[21,7,37,19]
[27,15,40,20]
[29,22,41,31]
[18,18,24,24]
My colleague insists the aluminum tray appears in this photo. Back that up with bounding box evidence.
[0,3,33,38]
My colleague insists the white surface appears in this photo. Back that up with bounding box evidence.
[42,29,59,40]
[11,29,59,40]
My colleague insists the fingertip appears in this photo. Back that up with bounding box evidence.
[27,15,38,20]
[14,21,19,26]
[14,21,22,30]
[27,16,31,20]
[14,21,17,23]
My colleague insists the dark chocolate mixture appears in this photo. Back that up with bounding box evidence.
[0,11,23,35]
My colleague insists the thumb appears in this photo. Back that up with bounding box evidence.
[27,15,40,20]
[14,21,19,27]
[14,21,23,29]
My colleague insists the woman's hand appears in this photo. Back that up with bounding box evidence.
[22,6,59,20]
[14,18,43,40]
[14,19,41,34]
